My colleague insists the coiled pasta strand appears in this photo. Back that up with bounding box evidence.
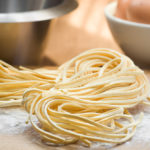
[22,48,150,146]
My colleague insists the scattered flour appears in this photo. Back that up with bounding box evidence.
[0,104,150,149]
[0,107,30,134]
[126,104,150,143]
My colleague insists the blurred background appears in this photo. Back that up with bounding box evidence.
[0,0,122,66]
[42,0,121,66]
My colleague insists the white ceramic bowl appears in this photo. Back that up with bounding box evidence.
[105,1,150,68]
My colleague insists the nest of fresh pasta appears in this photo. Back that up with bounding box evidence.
[0,49,150,147]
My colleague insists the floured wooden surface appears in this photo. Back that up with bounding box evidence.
[0,104,150,150]
[0,72,150,150]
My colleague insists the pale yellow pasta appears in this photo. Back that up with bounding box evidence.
[22,48,150,146]
[23,89,143,146]
[56,49,149,107]
[0,60,58,107]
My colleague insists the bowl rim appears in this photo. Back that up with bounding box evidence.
[104,1,150,29]
[0,0,78,23]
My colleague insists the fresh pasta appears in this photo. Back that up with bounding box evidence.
[23,88,143,146]
[0,60,58,107]
[56,48,149,108]
[22,48,150,146]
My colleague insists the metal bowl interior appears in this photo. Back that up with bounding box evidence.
[0,0,78,22]
[0,0,63,13]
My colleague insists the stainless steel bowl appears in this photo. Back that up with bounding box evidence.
[0,0,77,65]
